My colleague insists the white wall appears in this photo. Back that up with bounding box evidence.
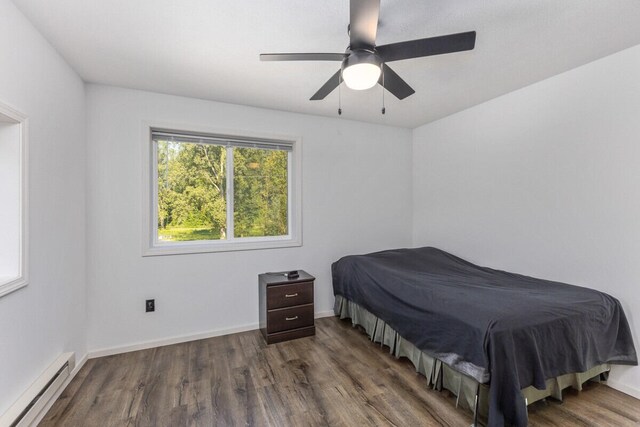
[412,44,640,396]
[0,0,86,415]
[85,84,412,352]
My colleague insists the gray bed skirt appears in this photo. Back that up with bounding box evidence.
[334,295,610,418]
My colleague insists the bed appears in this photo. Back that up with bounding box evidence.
[331,247,637,427]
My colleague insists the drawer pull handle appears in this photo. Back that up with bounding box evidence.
[285,316,299,321]
[285,293,298,298]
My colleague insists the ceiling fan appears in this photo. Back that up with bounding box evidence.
[260,0,476,101]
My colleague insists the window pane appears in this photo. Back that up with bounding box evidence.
[156,140,227,242]
[233,147,288,238]
[0,120,22,287]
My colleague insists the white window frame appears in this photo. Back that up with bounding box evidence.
[141,122,302,256]
[0,101,28,298]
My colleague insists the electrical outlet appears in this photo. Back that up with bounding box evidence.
[146,299,155,312]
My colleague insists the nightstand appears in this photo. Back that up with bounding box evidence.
[259,270,315,344]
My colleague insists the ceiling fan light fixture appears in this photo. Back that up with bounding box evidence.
[341,51,381,90]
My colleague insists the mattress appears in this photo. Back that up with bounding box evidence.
[331,247,637,427]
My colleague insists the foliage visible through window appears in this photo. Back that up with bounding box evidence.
[234,147,288,238]
[155,136,289,243]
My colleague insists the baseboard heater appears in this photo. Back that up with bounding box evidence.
[0,352,75,427]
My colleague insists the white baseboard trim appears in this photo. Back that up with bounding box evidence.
[29,353,87,427]
[88,311,336,359]
[606,379,640,400]
[69,353,88,379]
[88,322,258,359]
[315,310,336,318]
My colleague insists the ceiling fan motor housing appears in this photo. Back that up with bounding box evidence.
[341,49,381,71]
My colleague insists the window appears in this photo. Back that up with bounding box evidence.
[142,127,301,255]
[0,102,28,298]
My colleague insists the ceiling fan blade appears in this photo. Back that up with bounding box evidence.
[260,53,347,62]
[379,64,415,100]
[377,31,476,63]
[310,70,342,100]
[350,0,380,47]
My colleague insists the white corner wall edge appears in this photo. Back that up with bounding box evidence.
[606,378,640,400]
[88,310,336,359]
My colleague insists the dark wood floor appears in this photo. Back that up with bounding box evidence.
[41,317,640,426]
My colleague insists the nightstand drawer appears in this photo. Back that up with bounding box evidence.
[267,281,313,309]
[267,304,314,333]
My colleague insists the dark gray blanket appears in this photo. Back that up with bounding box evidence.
[331,247,637,427]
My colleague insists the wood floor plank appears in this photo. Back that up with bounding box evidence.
[185,341,215,426]
[40,317,640,427]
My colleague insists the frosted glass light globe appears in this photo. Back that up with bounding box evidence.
[342,63,381,90]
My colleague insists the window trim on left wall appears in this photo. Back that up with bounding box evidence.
[140,122,303,256]
[0,101,29,298]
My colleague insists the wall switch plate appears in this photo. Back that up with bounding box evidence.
[146,299,155,312]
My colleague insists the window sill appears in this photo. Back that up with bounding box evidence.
[0,276,27,298]
[142,237,302,257]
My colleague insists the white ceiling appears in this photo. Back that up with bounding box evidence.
[11,0,640,128]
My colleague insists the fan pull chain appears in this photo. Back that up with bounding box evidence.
[338,72,342,115]
[381,65,386,115]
